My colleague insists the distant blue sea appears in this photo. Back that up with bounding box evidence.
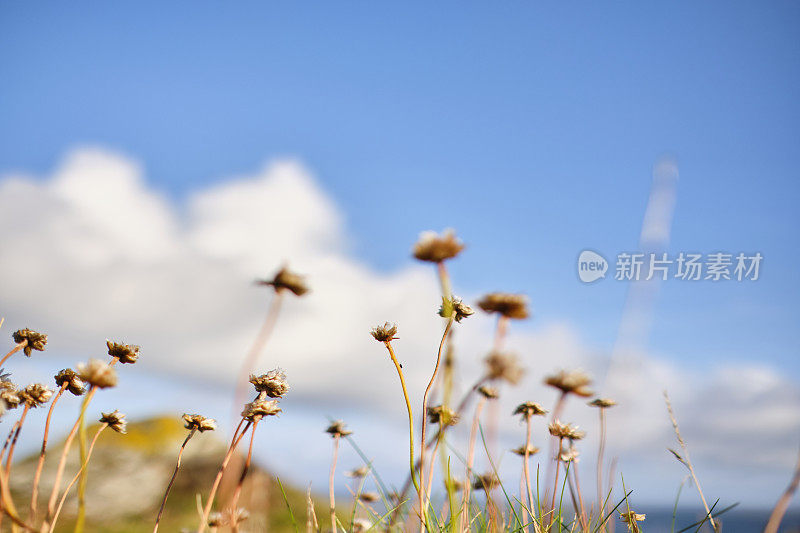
[632,508,800,532]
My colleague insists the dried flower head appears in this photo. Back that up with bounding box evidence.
[548,420,585,441]
[589,397,617,408]
[106,340,140,364]
[484,351,525,385]
[230,508,249,524]
[559,445,580,463]
[471,473,499,491]
[207,512,228,528]
[620,511,646,533]
[12,328,47,356]
[512,444,541,457]
[444,478,466,492]
[352,518,373,533]
[426,405,460,426]
[513,401,547,418]
[100,410,127,434]
[0,380,20,410]
[439,297,474,323]
[477,385,499,400]
[241,399,282,421]
[370,322,398,343]
[19,383,53,407]
[476,293,529,320]
[345,465,369,479]
[249,368,289,398]
[412,229,464,263]
[325,420,352,438]
[257,266,309,296]
[54,369,85,396]
[182,413,217,432]
[76,359,118,389]
[544,369,593,398]
[358,492,380,503]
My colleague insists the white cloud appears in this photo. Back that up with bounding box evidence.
[0,148,797,505]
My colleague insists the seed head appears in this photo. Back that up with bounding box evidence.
[345,466,369,479]
[241,399,282,421]
[257,266,309,296]
[559,445,580,463]
[589,397,617,408]
[230,508,249,524]
[54,369,85,396]
[476,293,529,320]
[207,512,228,528]
[76,359,118,389]
[370,322,398,343]
[444,478,466,492]
[352,519,373,533]
[548,420,585,441]
[100,410,127,434]
[513,401,547,418]
[249,368,289,398]
[471,473,499,491]
[544,369,593,398]
[19,383,53,407]
[0,380,20,410]
[325,420,352,438]
[426,405,459,426]
[106,340,140,364]
[484,351,525,385]
[412,229,464,263]
[439,297,474,323]
[182,413,217,432]
[358,492,380,503]
[12,329,47,356]
[620,511,646,533]
[512,445,540,457]
[477,385,499,400]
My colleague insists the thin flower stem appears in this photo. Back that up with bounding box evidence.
[523,414,535,531]
[550,437,563,514]
[0,343,25,369]
[664,391,717,532]
[596,407,607,530]
[46,386,98,521]
[572,456,589,531]
[48,424,106,532]
[461,396,485,532]
[436,261,452,299]
[424,428,443,510]
[420,315,454,519]
[764,448,800,533]
[229,419,259,532]
[0,460,36,532]
[383,340,424,526]
[197,420,252,533]
[5,403,31,477]
[29,384,67,522]
[328,434,339,533]
[154,428,197,533]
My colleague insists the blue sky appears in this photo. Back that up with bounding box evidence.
[2,1,798,374]
[1,1,799,509]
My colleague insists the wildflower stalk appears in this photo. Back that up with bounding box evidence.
[0,342,25,369]
[382,340,423,522]
[46,386,98,521]
[328,433,340,533]
[522,412,535,529]
[461,396,486,531]
[550,436,564,513]
[596,406,608,528]
[197,420,252,533]
[4,404,31,477]
[663,391,717,532]
[48,423,107,532]
[154,428,197,533]
[764,448,800,533]
[0,462,36,532]
[420,314,455,518]
[29,383,68,521]
[572,457,589,531]
[229,418,258,533]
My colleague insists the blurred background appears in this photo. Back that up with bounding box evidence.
[0,2,798,530]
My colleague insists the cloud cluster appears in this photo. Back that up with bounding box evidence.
[0,148,797,504]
